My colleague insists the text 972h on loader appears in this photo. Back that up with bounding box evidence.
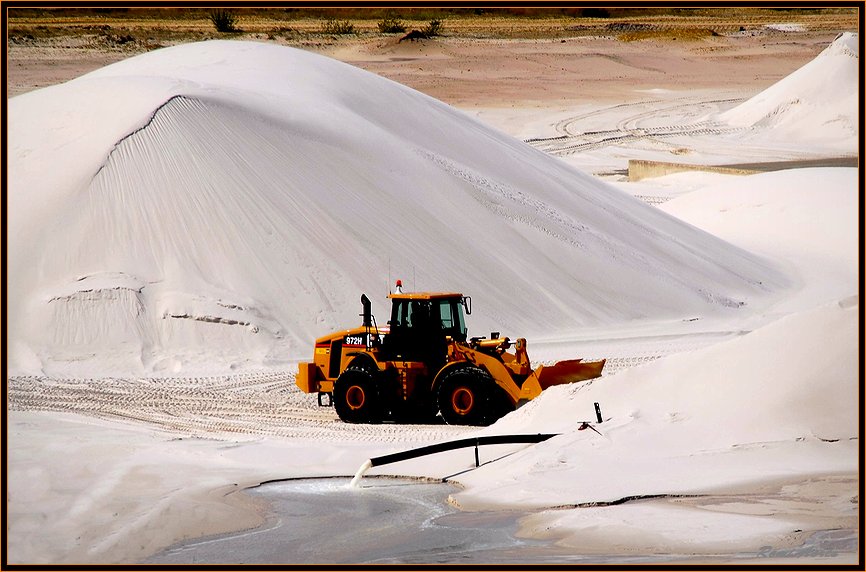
[296,288,605,426]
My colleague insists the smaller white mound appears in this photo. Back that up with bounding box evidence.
[457,296,858,508]
[660,167,858,314]
[718,32,858,149]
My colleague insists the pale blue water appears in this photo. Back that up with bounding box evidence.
[146,478,857,565]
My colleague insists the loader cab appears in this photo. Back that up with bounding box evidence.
[385,293,469,364]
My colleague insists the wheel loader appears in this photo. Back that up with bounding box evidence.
[295,288,605,426]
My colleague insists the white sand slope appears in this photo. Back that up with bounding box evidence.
[718,32,858,151]
[8,40,784,376]
[660,167,858,316]
[459,295,858,508]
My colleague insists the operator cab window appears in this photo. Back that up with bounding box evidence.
[390,298,466,342]
[391,300,432,330]
[437,299,467,342]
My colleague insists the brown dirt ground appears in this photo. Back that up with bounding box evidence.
[6,10,859,105]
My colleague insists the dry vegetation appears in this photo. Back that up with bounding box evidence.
[7,7,857,45]
[6,7,858,99]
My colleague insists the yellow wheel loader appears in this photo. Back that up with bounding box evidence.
[295,290,605,426]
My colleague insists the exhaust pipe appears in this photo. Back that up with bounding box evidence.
[360,294,372,328]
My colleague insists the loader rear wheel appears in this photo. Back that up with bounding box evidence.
[437,367,495,426]
[334,367,382,423]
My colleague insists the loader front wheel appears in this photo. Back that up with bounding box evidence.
[334,367,382,423]
[438,367,494,426]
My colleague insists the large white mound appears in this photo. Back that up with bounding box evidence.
[718,32,858,149]
[459,295,859,508]
[9,41,783,375]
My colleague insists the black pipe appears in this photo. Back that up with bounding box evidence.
[369,434,558,468]
[360,294,372,328]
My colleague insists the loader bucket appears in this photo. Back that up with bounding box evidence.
[519,358,605,401]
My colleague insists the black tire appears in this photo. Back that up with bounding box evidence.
[488,388,516,423]
[437,367,497,426]
[333,367,382,423]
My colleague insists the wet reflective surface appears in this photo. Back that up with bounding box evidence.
[147,478,552,565]
[146,478,858,565]
[749,529,859,561]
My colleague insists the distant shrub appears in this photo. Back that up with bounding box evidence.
[420,19,443,37]
[377,16,406,33]
[321,18,355,34]
[209,10,239,33]
[399,19,445,42]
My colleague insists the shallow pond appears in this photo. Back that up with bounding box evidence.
[147,478,568,565]
[146,478,857,565]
